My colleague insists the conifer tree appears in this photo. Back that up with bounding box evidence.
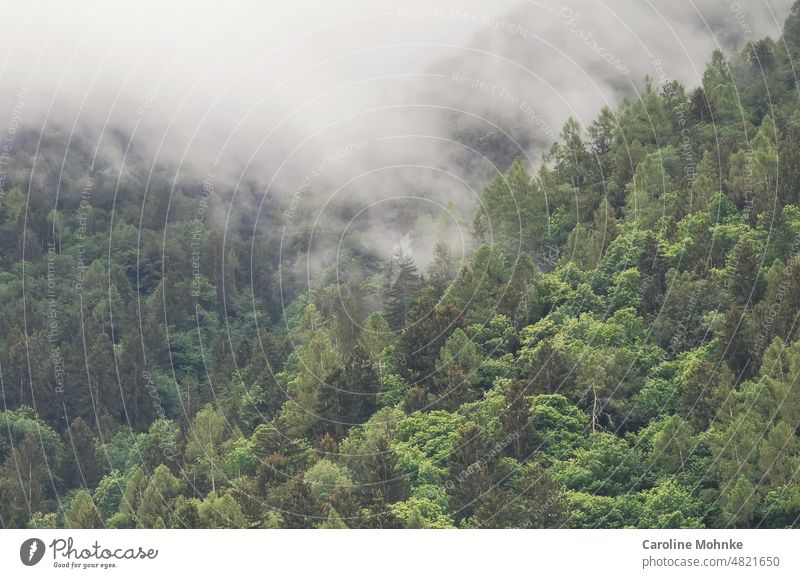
[382,236,421,331]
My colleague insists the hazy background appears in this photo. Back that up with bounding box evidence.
[0,0,793,269]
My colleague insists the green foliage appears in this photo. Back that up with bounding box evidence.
[320,507,348,529]
[196,492,247,528]
[551,433,644,496]
[64,490,103,529]
[4,9,800,529]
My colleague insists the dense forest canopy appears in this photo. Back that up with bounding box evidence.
[4,4,800,529]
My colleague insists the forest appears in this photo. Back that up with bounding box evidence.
[3,4,800,529]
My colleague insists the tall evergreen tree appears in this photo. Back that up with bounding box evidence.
[382,238,421,331]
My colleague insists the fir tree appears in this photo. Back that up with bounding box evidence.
[382,236,421,331]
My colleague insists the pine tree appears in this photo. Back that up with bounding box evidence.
[502,379,538,461]
[0,431,53,526]
[173,496,200,529]
[593,198,620,250]
[87,333,122,427]
[281,475,318,528]
[360,491,402,529]
[428,242,455,293]
[432,328,482,410]
[184,405,229,494]
[320,507,348,528]
[397,298,461,386]
[382,240,421,331]
[361,312,393,380]
[136,464,184,528]
[61,417,101,489]
[118,340,155,432]
[524,339,577,397]
[64,490,103,529]
[722,476,757,528]
[362,434,408,505]
[718,303,756,379]
[638,233,668,314]
[447,423,492,522]
[471,212,488,246]
[783,0,800,52]
[196,492,247,528]
[317,343,379,439]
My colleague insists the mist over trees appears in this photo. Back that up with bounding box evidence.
[3,3,800,529]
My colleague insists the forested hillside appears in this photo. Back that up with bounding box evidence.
[4,5,800,529]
